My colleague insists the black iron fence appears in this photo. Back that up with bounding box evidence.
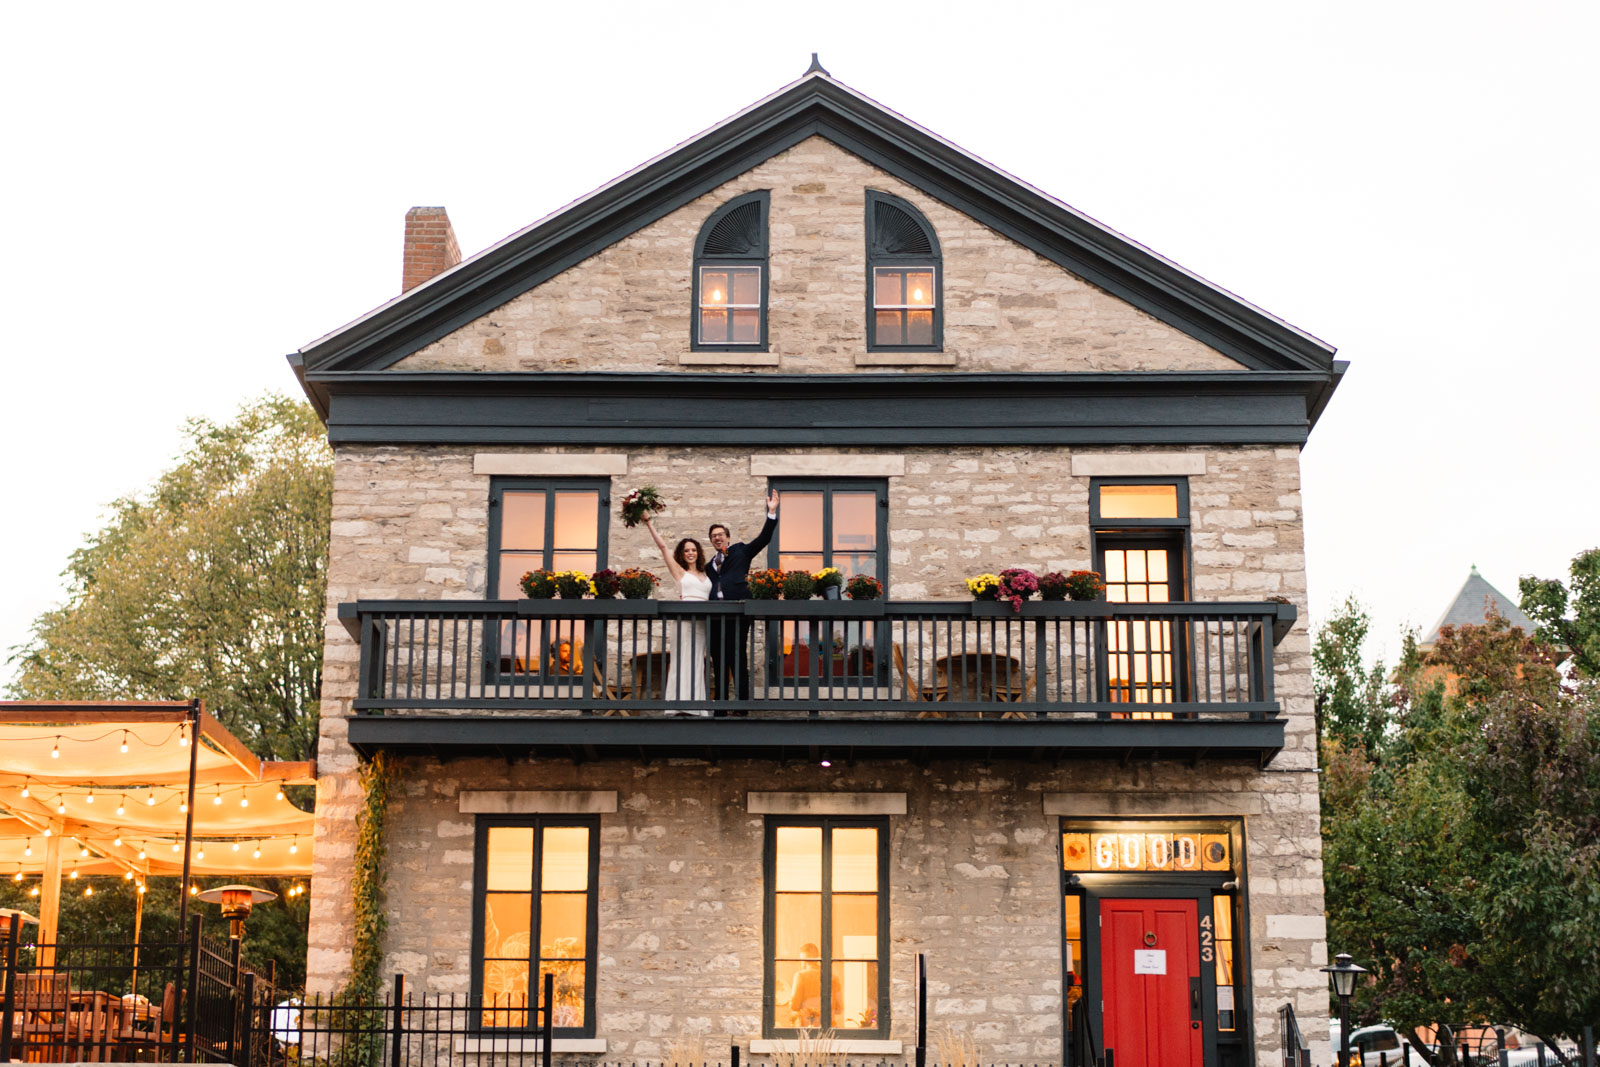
[342,599,1296,719]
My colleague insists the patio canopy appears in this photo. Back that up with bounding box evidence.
[0,702,316,944]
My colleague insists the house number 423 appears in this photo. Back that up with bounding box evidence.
[1199,915,1215,963]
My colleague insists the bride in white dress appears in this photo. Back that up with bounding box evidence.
[643,517,711,717]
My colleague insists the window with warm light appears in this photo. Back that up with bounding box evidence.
[692,191,769,350]
[866,191,941,350]
[488,479,608,676]
[1090,479,1190,713]
[472,817,598,1034]
[765,818,888,1037]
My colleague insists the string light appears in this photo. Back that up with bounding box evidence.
[56,798,67,815]
[42,828,51,838]
[29,887,38,897]
[179,800,188,814]
[85,790,95,805]
[137,848,146,860]
[68,870,78,880]
[170,842,179,853]
[138,884,146,895]
[51,737,60,759]
[123,872,133,881]
[19,780,29,799]
[213,791,223,807]
[188,885,197,896]
[23,840,32,858]
[116,797,126,816]
[113,836,122,847]
[196,847,205,860]
[146,792,156,807]
[252,843,261,859]
[120,731,130,754]
[84,885,93,897]
[79,847,89,858]
[289,839,298,854]
[275,789,285,802]
[11,872,20,883]
[239,795,248,808]
[178,725,188,748]
[230,842,239,852]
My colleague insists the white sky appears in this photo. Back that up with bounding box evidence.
[4,0,1596,684]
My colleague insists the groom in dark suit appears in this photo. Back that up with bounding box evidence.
[706,490,779,713]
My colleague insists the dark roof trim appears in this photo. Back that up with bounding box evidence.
[311,370,1332,447]
[296,76,1336,379]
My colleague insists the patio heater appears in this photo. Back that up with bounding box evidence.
[1321,952,1368,1067]
[195,884,278,940]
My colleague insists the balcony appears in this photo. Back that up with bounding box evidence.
[339,599,1297,764]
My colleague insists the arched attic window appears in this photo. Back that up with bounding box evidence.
[866,191,941,351]
[692,191,769,350]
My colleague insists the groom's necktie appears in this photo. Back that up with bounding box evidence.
[714,551,725,571]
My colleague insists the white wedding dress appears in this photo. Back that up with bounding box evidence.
[664,571,712,716]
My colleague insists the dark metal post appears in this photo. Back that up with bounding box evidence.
[0,927,18,1063]
[176,700,201,936]
[541,972,553,1067]
[242,972,257,1067]
[731,1044,740,1067]
[390,973,405,1067]
[1104,1050,1114,1067]
[1583,1025,1595,1067]
[1338,990,1352,1067]
[1496,1027,1509,1067]
[915,953,926,1067]
[184,915,202,1065]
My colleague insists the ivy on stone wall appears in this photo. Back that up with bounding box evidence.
[344,750,392,1001]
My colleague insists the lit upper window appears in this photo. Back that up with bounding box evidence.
[692,191,769,349]
[866,191,941,350]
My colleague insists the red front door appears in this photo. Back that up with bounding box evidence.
[1100,898,1203,1067]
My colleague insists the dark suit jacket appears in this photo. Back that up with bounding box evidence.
[707,515,777,600]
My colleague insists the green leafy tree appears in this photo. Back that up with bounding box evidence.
[1313,595,1390,758]
[1317,603,1600,1064]
[1520,548,1600,677]
[4,394,331,988]
[7,394,332,761]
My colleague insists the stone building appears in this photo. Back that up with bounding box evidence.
[292,66,1344,1067]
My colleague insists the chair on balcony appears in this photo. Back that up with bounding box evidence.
[13,971,72,1060]
[892,643,947,716]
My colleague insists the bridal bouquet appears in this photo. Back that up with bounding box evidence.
[619,486,665,528]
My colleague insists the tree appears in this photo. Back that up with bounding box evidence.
[4,395,331,988]
[7,394,332,761]
[1520,548,1600,678]
[1315,602,1600,1064]
[1313,595,1390,758]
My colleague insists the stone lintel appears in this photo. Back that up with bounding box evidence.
[750,454,907,478]
[1044,791,1262,816]
[749,1040,904,1054]
[747,791,907,815]
[1069,452,1208,477]
[472,453,628,477]
[459,790,619,814]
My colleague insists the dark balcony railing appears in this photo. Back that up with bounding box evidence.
[340,599,1295,721]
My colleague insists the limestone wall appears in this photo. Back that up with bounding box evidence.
[307,442,1324,1063]
[391,137,1245,376]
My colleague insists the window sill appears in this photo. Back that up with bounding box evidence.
[681,352,780,366]
[454,1037,606,1054]
[855,352,956,366]
[749,1040,903,1054]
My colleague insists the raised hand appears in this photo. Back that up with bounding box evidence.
[768,489,780,514]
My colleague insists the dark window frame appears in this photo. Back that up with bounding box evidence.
[1088,476,1192,600]
[762,815,892,1039]
[865,190,943,353]
[691,191,770,352]
[486,478,610,681]
[469,814,602,1037]
[767,478,890,684]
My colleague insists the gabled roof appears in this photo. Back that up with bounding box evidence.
[1420,567,1538,647]
[293,68,1338,390]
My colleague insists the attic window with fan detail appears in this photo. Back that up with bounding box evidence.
[866,191,941,350]
[693,192,769,350]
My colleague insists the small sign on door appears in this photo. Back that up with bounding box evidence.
[1133,949,1167,975]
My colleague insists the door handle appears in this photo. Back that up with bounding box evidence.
[1189,977,1202,1020]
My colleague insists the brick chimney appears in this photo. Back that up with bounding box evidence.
[401,206,462,293]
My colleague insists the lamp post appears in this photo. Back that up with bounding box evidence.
[1322,952,1368,1067]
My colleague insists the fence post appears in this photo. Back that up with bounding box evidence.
[1583,1025,1595,1067]
[1496,1027,1509,1067]
[0,926,17,1063]
[731,1044,740,1067]
[541,972,554,1067]
[915,953,926,1067]
[390,973,405,1067]
[229,938,244,1056]
[184,915,202,1065]
[242,972,257,1067]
